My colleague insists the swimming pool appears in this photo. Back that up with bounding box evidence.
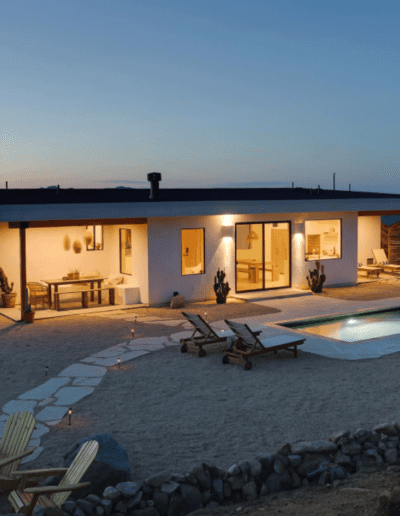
[279,307,400,343]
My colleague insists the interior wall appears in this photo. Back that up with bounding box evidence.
[0,223,20,304]
[357,216,381,265]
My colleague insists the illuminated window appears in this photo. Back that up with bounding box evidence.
[86,225,103,251]
[305,219,341,261]
[181,229,205,275]
[120,229,132,275]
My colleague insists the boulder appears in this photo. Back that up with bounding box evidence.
[170,295,185,309]
[39,434,131,501]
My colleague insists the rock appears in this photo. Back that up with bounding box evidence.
[265,470,292,493]
[341,440,363,456]
[247,459,262,477]
[85,495,102,506]
[373,423,399,436]
[72,508,85,516]
[191,467,211,490]
[376,487,400,516]
[291,440,337,455]
[33,509,63,516]
[242,481,257,501]
[352,428,373,444]
[330,429,351,443]
[227,464,241,476]
[116,482,141,498]
[167,492,185,516]
[273,457,286,474]
[102,487,120,500]
[153,492,169,516]
[39,434,131,502]
[125,491,143,510]
[180,483,203,512]
[146,472,172,487]
[295,453,333,477]
[75,500,94,515]
[100,500,112,516]
[160,481,180,495]
[385,448,398,464]
[211,478,224,503]
[259,484,268,497]
[227,474,247,490]
[170,295,185,309]
[287,455,301,468]
[131,509,160,516]
[61,502,77,513]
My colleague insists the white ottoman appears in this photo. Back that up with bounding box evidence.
[115,285,141,305]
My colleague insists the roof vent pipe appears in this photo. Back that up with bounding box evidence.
[147,172,162,201]
[349,184,351,191]
[5,181,8,190]
[292,182,294,188]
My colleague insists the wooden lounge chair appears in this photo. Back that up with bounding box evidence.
[372,249,400,275]
[223,320,306,370]
[0,412,37,492]
[8,440,99,516]
[180,312,234,357]
[357,263,382,278]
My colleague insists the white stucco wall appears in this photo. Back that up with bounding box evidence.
[357,216,381,265]
[147,211,359,305]
[0,223,20,303]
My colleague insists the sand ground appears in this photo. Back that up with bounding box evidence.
[2,283,400,515]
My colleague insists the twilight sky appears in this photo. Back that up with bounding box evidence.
[1,0,399,192]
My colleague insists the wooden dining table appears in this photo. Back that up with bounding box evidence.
[236,260,273,283]
[41,277,107,308]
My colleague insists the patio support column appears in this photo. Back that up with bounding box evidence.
[19,222,28,321]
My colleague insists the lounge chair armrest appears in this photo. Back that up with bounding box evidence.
[11,468,69,478]
[0,447,36,468]
[23,482,92,495]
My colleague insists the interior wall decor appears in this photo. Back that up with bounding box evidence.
[83,228,93,246]
[73,240,82,254]
[63,234,71,251]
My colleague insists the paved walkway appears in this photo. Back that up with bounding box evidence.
[2,293,400,466]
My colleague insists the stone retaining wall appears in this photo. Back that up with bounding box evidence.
[46,422,400,516]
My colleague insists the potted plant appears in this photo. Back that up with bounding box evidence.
[73,268,80,280]
[0,267,17,308]
[23,286,35,323]
[213,268,231,304]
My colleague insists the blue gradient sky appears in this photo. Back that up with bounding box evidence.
[1,0,399,192]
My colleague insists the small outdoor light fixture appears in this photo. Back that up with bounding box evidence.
[205,312,208,321]
[131,328,135,338]
[221,226,233,238]
[68,408,72,425]
[117,357,121,369]
[45,366,49,376]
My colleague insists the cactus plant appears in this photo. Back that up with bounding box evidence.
[0,267,14,294]
[307,261,326,293]
[214,268,231,304]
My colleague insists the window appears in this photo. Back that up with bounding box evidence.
[181,229,205,275]
[86,225,103,251]
[120,229,132,275]
[305,219,341,261]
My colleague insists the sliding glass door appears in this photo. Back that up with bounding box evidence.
[235,222,290,292]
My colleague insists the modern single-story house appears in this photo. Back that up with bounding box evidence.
[2,173,400,320]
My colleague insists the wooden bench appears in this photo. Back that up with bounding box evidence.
[53,287,115,311]
[357,266,383,278]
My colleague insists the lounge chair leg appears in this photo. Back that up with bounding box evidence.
[198,348,206,358]
[180,343,188,353]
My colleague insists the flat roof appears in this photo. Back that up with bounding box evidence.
[1,186,400,205]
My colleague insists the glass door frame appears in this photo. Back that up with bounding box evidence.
[235,221,292,293]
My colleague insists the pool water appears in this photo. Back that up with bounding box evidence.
[279,307,400,342]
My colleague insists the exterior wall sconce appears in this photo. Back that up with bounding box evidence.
[221,226,233,238]
[295,222,304,233]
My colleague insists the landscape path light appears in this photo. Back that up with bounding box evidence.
[117,357,121,369]
[68,408,72,426]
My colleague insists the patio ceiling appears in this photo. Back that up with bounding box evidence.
[9,218,147,228]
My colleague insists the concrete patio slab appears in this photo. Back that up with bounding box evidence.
[38,397,55,407]
[58,363,107,377]
[31,423,50,438]
[18,378,71,400]
[53,386,94,405]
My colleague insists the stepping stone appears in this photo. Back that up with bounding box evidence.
[35,405,69,423]
[53,386,94,406]
[27,438,41,449]
[21,446,44,464]
[90,344,128,358]
[32,423,50,438]
[18,377,71,400]
[170,331,192,342]
[163,340,179,347]
[127,340,165,351]
[38,397,55,407]
[58,363,107,378]
[73,377,103,387]
[2,399,37,415]
[88,350,149,367]
[149,320,183,326]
